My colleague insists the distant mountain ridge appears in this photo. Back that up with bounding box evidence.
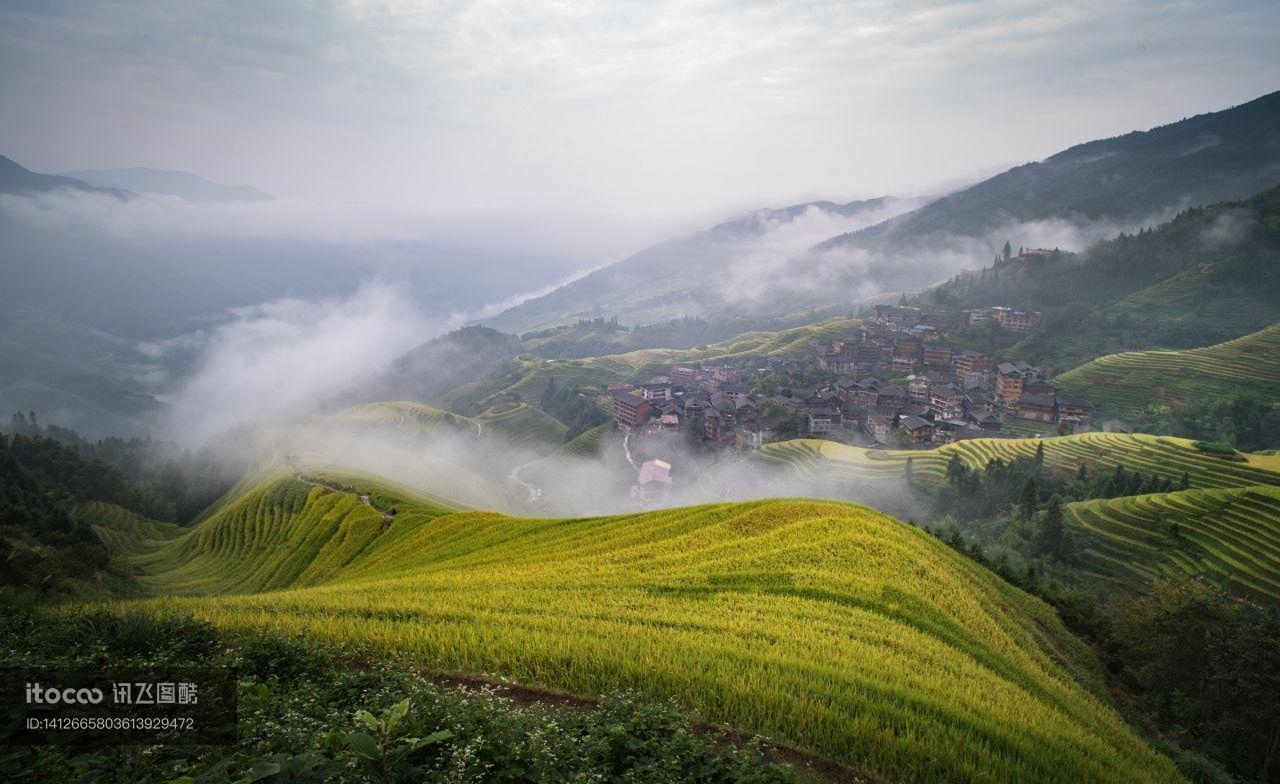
[484,196,913,333]
[0,155,128,198]
[817,90,1280,254]
[492,89,1280,331]
[62,166,273,202]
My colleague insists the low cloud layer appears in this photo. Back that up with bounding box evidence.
[159,283,450,445]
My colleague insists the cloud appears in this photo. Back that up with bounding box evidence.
[159,282,451,445]
[4,1,1277,215]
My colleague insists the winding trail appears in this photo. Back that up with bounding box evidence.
[622,430,639,471]
[296,473,394,524]
[507,460,541,505]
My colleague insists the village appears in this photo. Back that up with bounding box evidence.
[607,301,1102,462]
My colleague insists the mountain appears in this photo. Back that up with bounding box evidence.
[62,166,273,202]
[0,155,128,198]
[101,473,1182,784]
[494,90,1280,330]
[924,181,1280,370]
[820,90,1280,257]
[484,196,914,333]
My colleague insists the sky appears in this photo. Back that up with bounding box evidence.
[2,0,1279,221]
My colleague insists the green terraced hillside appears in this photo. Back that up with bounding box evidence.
[468,318,862,406]
[323,401,480,440]
[75,501,183,558]
[758,432,1280,490]
[1069,485,1280,603]
[108,475,1181,784]
[473,402,568,451]
[1055,323,1280,417]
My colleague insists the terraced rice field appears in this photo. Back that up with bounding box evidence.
[473,402,568,453]
[330,401,478,440]
[497,318,862,402]
[553,422,612,458]
[1068,485,1280,603]
[1055,323,1280,416]
[105,476,1182,784]
[75,501,182,557]
[757,432,1280,492]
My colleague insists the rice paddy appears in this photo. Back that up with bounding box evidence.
[1055,323,1280,416]
[1068,484,1280,603]
[756,432,1280,491]
[94,476,1184,784]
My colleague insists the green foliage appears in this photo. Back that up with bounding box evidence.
[236,632,335,685]
[1,609,802,784]
[1108,578,1280,782]
[1193,441,1242,457]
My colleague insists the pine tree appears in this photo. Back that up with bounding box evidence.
[1018,477,1038,521]
[1180,471,1191,491]
[1002,240,1012,262]
[1034,441,1045,470]
[1036,495,1066,560]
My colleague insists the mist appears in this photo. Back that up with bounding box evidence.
[248,406,922,522]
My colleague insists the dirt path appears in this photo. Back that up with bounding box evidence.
[507,460,541,505]
[296,474,394,524]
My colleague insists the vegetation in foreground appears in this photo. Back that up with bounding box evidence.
[0,609,807,784]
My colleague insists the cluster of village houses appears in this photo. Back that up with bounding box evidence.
[608,303,1098,451]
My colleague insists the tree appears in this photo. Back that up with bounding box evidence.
[1034,441,1045,470]
[1035,495,1065,559]
[1109,578,1236,707]
[904,456,914,485]
[1002,240,1012,262]
[1017,477,1038,521]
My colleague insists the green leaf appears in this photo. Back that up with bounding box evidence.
[422,729,454,745]
[354,709,378,731]
[246,761,282,781]
[346,731,381,760]
[384,698,410,733]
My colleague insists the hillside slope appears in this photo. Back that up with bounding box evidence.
[1054,323,1280,417]
[490,90,1280,330]
[1069,484,1280,603]
[61,167,272,202]
[927,182,1280,369]
[486,198,908,332]
[757,433,1280,603]
[756,432,1280,490]
[110,478,1182,784]
[819,91,1280,261]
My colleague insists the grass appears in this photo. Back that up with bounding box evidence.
[98,476,1183,784]
[1055,323,1280,417]
[1067,485,1280,603]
